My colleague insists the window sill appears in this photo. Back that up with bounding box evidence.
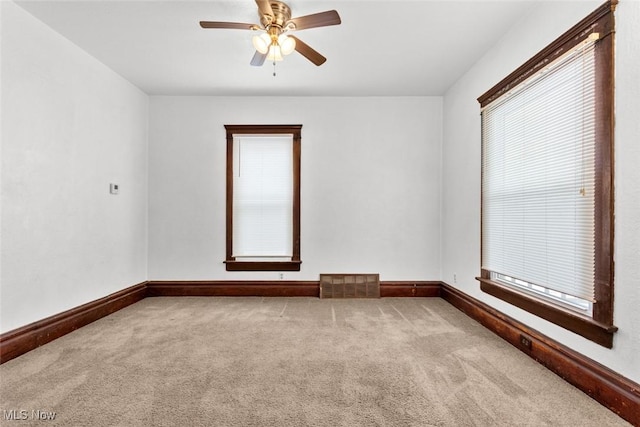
[224,260,301,272]
[477,277,617,348]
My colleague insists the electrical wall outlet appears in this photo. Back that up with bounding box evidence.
[519,334,532,350]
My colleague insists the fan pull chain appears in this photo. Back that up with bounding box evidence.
[273,59,277,77]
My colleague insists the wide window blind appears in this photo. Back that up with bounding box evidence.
[233,136,293,258]
[482,39,597,302]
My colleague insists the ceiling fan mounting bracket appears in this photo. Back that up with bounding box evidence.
[260,1,292,32]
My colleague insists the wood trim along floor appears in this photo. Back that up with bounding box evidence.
[0,282,147,364]
[1,280,637,425]
[440,282,640,426]
[380,281,441,297]
[145,280,441,298]
[146,281,319,297]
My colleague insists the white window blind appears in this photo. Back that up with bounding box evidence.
[482,39,597,303]
[233,135,293,258]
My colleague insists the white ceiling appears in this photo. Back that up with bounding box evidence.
[15,0,539,96]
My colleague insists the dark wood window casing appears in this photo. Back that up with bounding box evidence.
[477,1,617,348]
[224,124,302,272]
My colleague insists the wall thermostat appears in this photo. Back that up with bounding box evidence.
[110,183,119,195]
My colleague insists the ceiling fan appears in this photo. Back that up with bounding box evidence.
[199,0,341,67]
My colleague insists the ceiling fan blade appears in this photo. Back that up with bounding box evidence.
[289,36,326,66]
[250,51,267,66]
[255,0,274,18]
[200,21,257,30]
[288,10,341,31]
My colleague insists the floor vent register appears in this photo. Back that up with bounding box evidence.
[319,274,380,298]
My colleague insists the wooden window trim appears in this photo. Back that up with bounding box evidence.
[224,124,302,272]
[477,271,617,348]
[477,1,617,347]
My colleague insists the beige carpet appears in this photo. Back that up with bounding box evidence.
[0,297,630,426]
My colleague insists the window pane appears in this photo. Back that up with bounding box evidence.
[233,136,293,257]
[482,41,596,302]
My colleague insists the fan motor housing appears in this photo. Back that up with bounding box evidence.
[261,1,292,30]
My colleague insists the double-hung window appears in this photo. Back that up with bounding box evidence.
[477,1,616,347]
[224,125,302,271]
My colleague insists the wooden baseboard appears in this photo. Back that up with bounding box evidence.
[146,281,319,297]
[146,280,441,298]
[0,282,147,364]
[380,281,441,297]
[440,282,640,426]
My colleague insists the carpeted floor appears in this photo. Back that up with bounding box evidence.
[0,297,630,426]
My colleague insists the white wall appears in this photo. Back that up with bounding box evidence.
[0,2,149,333]
[442,0,640,383]
[148,96,442,281]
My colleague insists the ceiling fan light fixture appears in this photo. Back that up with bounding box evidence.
[278,34,296,55]
[267,44,284,61]
[252,33,271,54]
